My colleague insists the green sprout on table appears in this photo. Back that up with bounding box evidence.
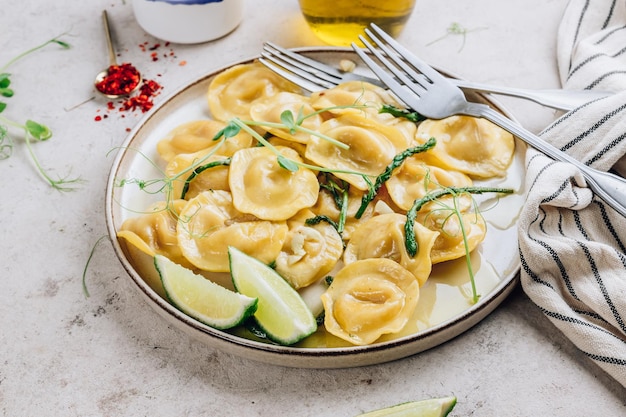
[426,22,488,52]
[0,33,83,191]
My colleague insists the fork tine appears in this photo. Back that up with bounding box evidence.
[259,53,336,91]
[264,42,345,80]
[258,57,326,92]
[350,41,423,110]
[361,30,423,87]
[367,23,445,83]
[357,34,427,99]
[261,46,342,87]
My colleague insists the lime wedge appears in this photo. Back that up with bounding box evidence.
[228,246,317,345]
[154,255,258,330]
[356,397,457,417]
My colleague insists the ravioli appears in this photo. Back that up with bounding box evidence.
[250,92,324,144]
[156,119,252,163]
[343,213,440,286]
[164,150,231,200]
[118,200,193,269]
[309,80,401,117]
[416,197,487,264]
[416,115,515,178]
[321,258,420,345]
[229,146,319,221]
[304,115,402,190]
[176,190,288,272]
[274,209,343,289]
[386,158,473,211]
[207,62,301,122]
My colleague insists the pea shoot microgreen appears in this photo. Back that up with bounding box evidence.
[306,174,351,237]
[0,33,82,191]
[355,137,437,219]
[426,22,488,52]
[379,104,426,123]
[404,185,513,304]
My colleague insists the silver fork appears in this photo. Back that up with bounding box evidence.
[259,41,611,112]
[350,23,626,218]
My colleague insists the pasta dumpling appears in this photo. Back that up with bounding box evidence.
[304,116,401,190]
[309,81,401,117]
[164,150,230,200]
[416,198,487,263]
[118,200,194,269]
[343,213,439,286]
[229,146,319,221]
[310,184,375,240]
[156,119,252,162]
[416,115,515,178]
[208,62,301,122]
[176,190,288,272]
[250,92,324,144]
[385,158,473,211]
[274,209,344,289]
[321,258,420,345]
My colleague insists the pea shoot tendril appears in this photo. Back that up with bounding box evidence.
[404,186,514,304]
[0,33,82,191]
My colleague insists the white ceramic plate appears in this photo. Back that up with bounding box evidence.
[105,47,526,368]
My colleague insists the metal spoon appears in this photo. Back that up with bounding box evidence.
[94,10,142,99]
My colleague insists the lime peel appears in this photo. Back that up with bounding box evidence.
[356,396,457,417]
[154,254,258,330]
[228,246,317,345]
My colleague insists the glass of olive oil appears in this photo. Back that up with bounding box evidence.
[298,0,416,46]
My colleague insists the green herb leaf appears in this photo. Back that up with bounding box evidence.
[180,158,231,199]
[278,155,299,172]
[379,104,426,123]
[25,120,52,141]
[0,124,11,159]
[280,110,297,134]
[0,102,6,113]
[305,215,339,230]
[52,39,71,49]
[0,73,10,88]
[0,74,12,97]
[356,138,437,218]
[213,122,241,141]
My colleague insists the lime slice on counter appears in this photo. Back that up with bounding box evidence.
[356,397,457,417]
[228,246,317,345]
[154,254,258,330]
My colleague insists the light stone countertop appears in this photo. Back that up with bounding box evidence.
[1,0,625,416]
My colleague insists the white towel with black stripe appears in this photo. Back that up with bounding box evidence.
[518,0,626,386]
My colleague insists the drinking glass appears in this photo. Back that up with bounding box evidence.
[298,0,416,46]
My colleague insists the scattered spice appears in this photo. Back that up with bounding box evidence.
[120,79,162,113]
[95,63,141,96]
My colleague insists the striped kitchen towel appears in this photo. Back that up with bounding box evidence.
[518,0,626,386]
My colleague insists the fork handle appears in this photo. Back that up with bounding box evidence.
[475,105,626,217]
[453,79,611,112]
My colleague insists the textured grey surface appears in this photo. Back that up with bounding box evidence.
[1,0,625,415]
